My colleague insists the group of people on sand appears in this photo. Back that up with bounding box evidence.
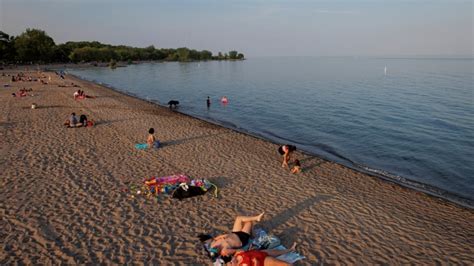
[9,72,50,84]
[11,88,33,97]
[199,212,298,266]
[64,112,94,128]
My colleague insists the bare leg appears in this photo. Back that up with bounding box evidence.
[263,243,297,257]
[232,212,265,232]
[263,257,292,266]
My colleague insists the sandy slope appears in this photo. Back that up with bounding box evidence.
[0,69,473,265]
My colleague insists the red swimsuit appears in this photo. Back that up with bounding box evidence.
[236,250,268,266]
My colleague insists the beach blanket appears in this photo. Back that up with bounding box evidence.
[205,228,305,266]
[135,140,160,149]
[128,174,218,200]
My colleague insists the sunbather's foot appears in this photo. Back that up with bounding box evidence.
[290,242,297,251]
[257,212,265,222]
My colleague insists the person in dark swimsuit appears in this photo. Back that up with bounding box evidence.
[278,145,296,168]
[198,212,265,259]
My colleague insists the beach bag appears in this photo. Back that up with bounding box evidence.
[172,184,207,200]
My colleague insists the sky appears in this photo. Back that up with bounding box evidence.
[0,0,472,57]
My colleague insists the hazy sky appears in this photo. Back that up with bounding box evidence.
[1,0,472,57]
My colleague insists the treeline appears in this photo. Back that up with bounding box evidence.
[0,28,245,64]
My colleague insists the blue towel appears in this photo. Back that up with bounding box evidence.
[135,143,148,149]
[135,141,160,150]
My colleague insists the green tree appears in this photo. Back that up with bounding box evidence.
[228,50,238,59]
[199,50,212,60]
[237,53,244,60]
[14,28,55,62]
[177,47,190,61]
[0,31,15,62]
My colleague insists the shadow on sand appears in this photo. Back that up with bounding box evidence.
[267,194,333,230]
[160,132,228,147]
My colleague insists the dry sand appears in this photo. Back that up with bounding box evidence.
[0,68,473,265]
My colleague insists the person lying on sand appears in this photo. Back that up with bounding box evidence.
[198,212,265,259]
[74,90,95,100]
[229,243,297,266]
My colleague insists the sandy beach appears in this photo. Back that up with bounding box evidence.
[0,68,473,265]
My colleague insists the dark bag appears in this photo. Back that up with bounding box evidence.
[172,186,206,200]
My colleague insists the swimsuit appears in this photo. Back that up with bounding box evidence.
[236,250,268,266]
[278,145,288,155]
[232,231,251,247]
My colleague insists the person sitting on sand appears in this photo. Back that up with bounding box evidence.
[74,90,80,100]
[65,112,79,127]
[278,145,296,168]
[229,243,298,266]
[79,114,88,127]
[291,159,301,174]
[147,128,159,148]
[198,212,265,259]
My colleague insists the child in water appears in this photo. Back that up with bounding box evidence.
[291,159,302,174]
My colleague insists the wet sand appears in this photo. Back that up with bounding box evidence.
[0,69,473,264]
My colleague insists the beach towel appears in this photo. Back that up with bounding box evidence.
[204,228,305,265]
[135,143,148,149]
[135,141,160,149]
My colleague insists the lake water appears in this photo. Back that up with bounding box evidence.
[67,57,474,206]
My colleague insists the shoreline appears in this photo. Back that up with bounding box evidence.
[1,68,473,264]
[66,70,474,210]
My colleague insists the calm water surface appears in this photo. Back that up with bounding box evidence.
[68,57,474,204]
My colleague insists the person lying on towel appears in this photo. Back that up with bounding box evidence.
[198,212,264,262]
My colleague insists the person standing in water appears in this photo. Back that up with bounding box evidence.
[207,96,211,108]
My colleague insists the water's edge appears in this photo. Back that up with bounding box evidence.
[64,70,474,210]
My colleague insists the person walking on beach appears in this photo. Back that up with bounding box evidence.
[278,145,296,168]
